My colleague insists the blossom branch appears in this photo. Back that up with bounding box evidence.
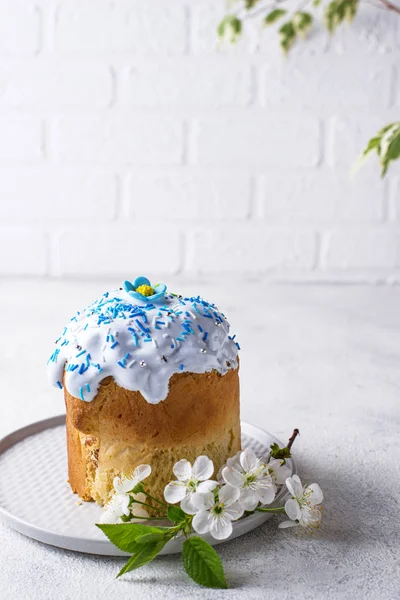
[97,440,324,589]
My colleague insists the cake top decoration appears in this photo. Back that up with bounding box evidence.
[47,277,240,405]
[123,276,167,303]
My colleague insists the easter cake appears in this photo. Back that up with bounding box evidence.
[47,277,241,507]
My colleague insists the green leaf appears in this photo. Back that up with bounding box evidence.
[362,136,381,158]
[264,9,287,25]
[117,538,167,577]
[325,0,359,34]
[293,11,313,39]
[359,122,400,178]
[269,442,291,464]
[217,15,242,44]
[245,0,261,8]
[293,11,313,32]
[182,537,228,589]
[381,126,400,177]
[96,523,170,554]
[167,505,187,523]
[279,21,296,54]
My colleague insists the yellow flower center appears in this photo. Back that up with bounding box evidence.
[136,284,155,297]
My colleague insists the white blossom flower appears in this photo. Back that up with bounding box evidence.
[191,484,244,540]
[267,458,292,485]
[164,456,217,513]
[279,474,323,530]
[217,451,240,482]
[222,447,277,511]
[100,464,151,524]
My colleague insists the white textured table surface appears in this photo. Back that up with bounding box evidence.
[1,281,399,600]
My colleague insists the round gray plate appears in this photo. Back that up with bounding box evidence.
[0,416,295,555]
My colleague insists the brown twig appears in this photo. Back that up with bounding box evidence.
[376,0,400,14]
[287,428,300,450]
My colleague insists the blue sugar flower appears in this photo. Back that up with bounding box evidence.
[123,276,167,303]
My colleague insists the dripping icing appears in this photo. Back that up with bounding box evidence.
[47,288,239,404]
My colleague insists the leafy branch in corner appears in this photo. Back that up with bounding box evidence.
[217,0,400,176]
[218,0,400,53]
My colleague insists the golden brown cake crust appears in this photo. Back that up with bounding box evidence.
[64,367,241,506]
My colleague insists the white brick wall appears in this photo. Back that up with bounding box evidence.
[53,116,184,164]
[0,0,399,282]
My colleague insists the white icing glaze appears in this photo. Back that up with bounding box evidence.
[47,288,239,404]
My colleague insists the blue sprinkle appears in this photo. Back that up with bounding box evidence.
[56,381,62,389]
[171,344,175,349]
[79,387,84,401]
[197,325,203,333]
[111,341,119,349]
[203,332,208,341]
[76,349,86,357]
[48,348,60,363]
[117,361,126,368]
[235,342,241,350]
[176,337,185,342]
[180,364,184,371]
[86,383,90,392]
[124,353,131,360]
[136,319,149,334]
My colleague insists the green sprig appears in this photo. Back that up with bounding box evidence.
[97,521,228,588]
